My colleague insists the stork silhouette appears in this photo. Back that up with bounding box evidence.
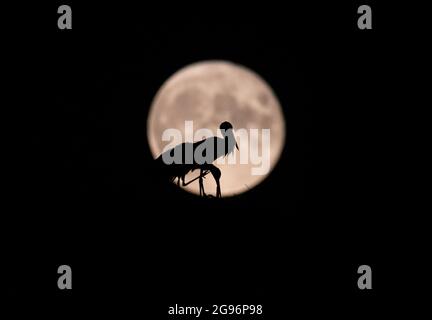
[155,121,238,197]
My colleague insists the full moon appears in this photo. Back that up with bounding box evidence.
[147,61,285,196]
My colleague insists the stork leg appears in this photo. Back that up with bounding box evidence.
[215,178,221,198]
[182,170,209,186]
[210,167,221,198]
[201,164,222,198]
[199,168,207,197]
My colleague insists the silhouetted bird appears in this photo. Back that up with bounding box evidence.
[155,121,238,197]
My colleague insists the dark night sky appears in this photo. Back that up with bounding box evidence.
[4,1,424,317]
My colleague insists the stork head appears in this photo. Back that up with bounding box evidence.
[219,121,234,133]
[219,121,239,150]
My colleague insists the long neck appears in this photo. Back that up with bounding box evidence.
[223,130,236,155]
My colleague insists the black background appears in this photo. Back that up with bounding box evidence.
[5,1,423,318]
